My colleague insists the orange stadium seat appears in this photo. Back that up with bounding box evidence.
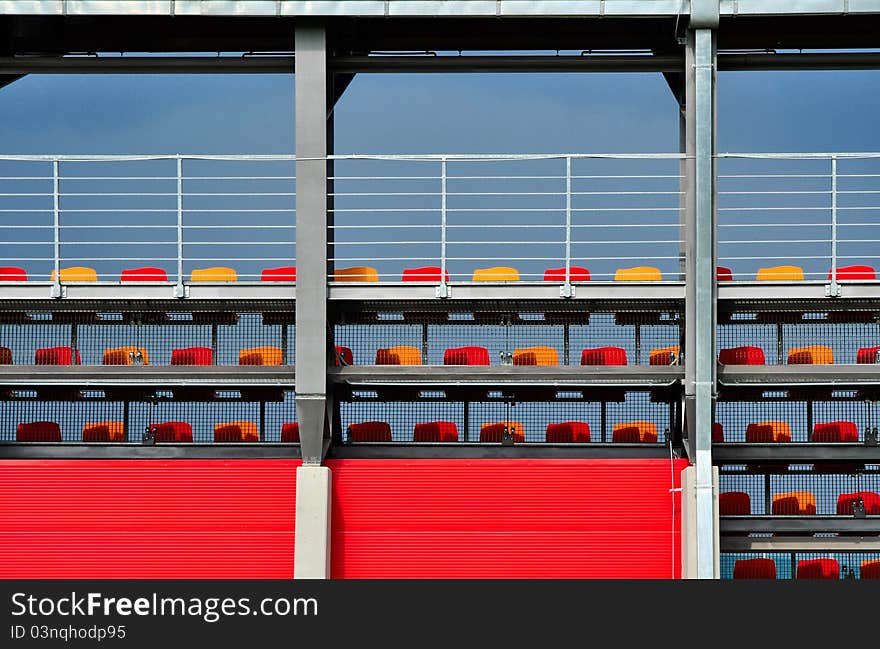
[82,421,125,443]
[149,421,193,443]
[746,421,791,443]
[719,491,751,515]
[335,345,354,366]
[612,421,658,443]
[649,346,679,365]
[120,267,168,281]
[712,422,724,443]
[0,266,27,281]
[260,266,296,282]
[543,266,591,282]
[35,346,81,365]
[280,423,300,442]
[479,421,525,443]
[347,421,392,442]
[545,421,591,443]
[444,346,490,366]
[334,266,379,282]
[812,421,859,443]
[375,345,422,365]
[171,346,212,366]
[828,265,875,281]
[580,346,627,365]
[16,421,62,442]
[733,558,776,580]
[102,346,149,366]
[190,267,237,282]
[787,345,833,364]
[756,265,804,281]
[718,346,765,365]
[471,266,520,281]
[837,491,880,516]
[413,421,459,442]
[716,266,733,281]
[0,346,11,365]
[214,421,259,442]
[614,266,663,281]
[402,266,450,282]
[239,346,283,366]
[512,346,559,366]
[797,558,839,580]
[771,491,816,515]
[51,266,98,282]
[861,560,880,579]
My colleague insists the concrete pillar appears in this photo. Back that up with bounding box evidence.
[294,465,332,579]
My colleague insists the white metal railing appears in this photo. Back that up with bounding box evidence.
[0,154,296,286]
[717,153,880,292]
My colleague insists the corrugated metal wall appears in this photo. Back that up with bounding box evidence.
[329,458,687,579]
[0,460,298,579]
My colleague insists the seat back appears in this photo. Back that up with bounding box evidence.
[260,266,297,281]
[648,346,679,366]
[745,421,791,443]
[443,346,490,366]
[121,267,168,281]
[239,346,283,366]
[716,266,733,281]
[856,346,880,364]
[756,265,804,281]
[787,345,833,364]
[51,266,98,282]
[545,421,591,443]
[102,346,149,366]
[614,266,662,281]
[413,421,459,442]
[16,421,62,442]
[612,421,658,443]
[771,491,816,515]
[375,345,422,365]
[0,266,27,281]
[733,558,776,579]
[712,422,724,443]
[149,421,193,443]
[335,346,354,366]
[812,420,858,443]
[543,266,590,282]
[836,491,880,516]
[170,346,213,366]
[214,421,259,442]
[190,267,237,282]
[512,346,559,366]
[718,346,766,365]
[402,266,450,282]
[347,421,392,442]
[82,421,125,442]
[580,346,627,366]
[281,422,300,443]
[0,346,12,365]
[797,558,839,579]
[718,491,751,515]
[828,265,875,281]
[861,559,880,579]
[334,266,379,282]
[479,421,525,443]
[35,346,82,365]
[471,266,520,281]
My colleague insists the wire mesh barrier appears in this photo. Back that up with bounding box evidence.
[0,304,295,366]
[717,153,880,284]
[0,155,296,283]
[329,154,686,284]
[721,552,880,579]
[332,301,683,367]
[338,391,674,444]
[0,390,298,443]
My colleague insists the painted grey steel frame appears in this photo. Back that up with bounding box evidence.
[714,443,880,464]
[718,365,880,387]
[0,365,296,387]
[721,536,880,552]
[0,443,304,460]
[720,516,880,535]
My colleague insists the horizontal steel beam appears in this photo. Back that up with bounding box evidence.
[327,443,678,460]
[721,535,880,552]
[714,443,880,464]
[718,52,880,71]
[718,281,880,302]
[0,282,296,302]
[332,54,683,73]
[720,515,880,534]
[0,442,302,460]
[718,364,880,387]
[0,56,296,75]
[0,365,296,387]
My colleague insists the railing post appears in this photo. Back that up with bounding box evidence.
[561,155,573,298]
[826,156,840,297]
[174,155,187,298]
[436,156,450,298]
[50,159,62,298]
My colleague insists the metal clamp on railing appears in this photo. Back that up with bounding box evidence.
[501,424,516,446]
[142,424,156,446]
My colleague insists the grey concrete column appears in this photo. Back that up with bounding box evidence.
[294,465,332,579]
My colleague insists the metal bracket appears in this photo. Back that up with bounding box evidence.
[853,499,867,519]
[173,283,189,299]
[559,283,574,299]
[434,283,451,299]
[49,283,64,299]
[501,425,515,446]
[142,425,155,446]
[824,281,842,297]
[866,427,878,446]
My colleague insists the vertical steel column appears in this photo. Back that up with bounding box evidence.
[294,21,332,580]
[828,156,840,296]
[174,156,186,297]
[686,26,719,579]
[436,158,449,298]
[561,156,573,298]
[50,160,61,297]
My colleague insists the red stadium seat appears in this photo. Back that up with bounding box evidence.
[797,558,839,580]
[120,267,168,282]
[745,421,791,443]
[716,266,733,281]
[260,266,297,282]
[580,346,627,366]
[771,491,816,515]
[149,421,193,443]
[828,265,876,281]
[347,421,392,442]
[413,421,459,442]
[402,266,450,282]
[170,346,213,366]
[733,558,776,579]
[443,346,491,366]
[712,422,724,443]
[214,421,259,443]
[335,346,354,366]
[812,421,859,443]
[836,491,880,516]
[281,423,300,443]
[543,266,591,282]
[545,421,591,443]
[719,491,751,515]
[0,346,11,365]
[856,346,880,364]
[35,346,81,365]
[718,346,766,365]
[0,266,27,281]
[861,560,880,579]
[479,422,525,443]
[16,421,62,442]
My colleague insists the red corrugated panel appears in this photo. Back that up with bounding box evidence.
[328,458,686,579]
[0,460,298,579]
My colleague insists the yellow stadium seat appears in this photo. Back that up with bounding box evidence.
[612,421,658,443]
[512,346,559,366]
[756,265,805,281]
[50,266,98,282]
[771,491,816,515]
[375,345,422,365]
[746,421,792,443]
[82,421,125,442]
[239,346,283,366]
[787,345,833,365]
[649,346,680,366]
[102,346,149,366]
[334,266,379,282]
[479,421,525,443]
[190,266,237,282]
[614,266,663,281]
[471,266,520,282]
[214,421,259,442]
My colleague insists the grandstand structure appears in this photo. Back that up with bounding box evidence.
[2,1,880,580]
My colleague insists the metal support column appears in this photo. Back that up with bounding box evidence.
[294,21,332,580]
[685,17,719,579]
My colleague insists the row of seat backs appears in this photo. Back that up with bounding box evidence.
[3,346,285,366]
[15,420,301,443]
[719,490,880,516]
[3,264,878,283]
[344,420,658,443]
[719,345,849,365]
[733,557,880,579]
[713,420,861,443]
